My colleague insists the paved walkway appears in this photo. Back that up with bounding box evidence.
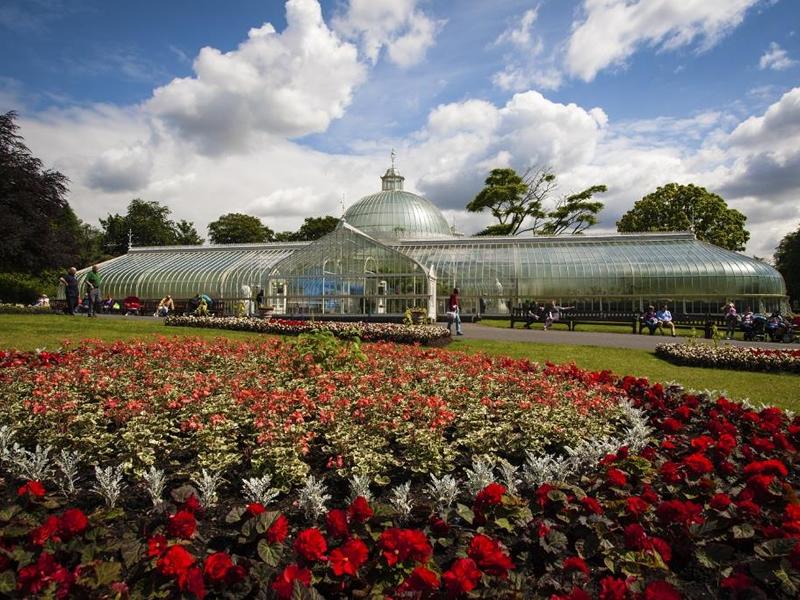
[458,323,792,351]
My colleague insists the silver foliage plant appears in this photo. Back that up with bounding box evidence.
[242,474,280,506]
[0,425,16,464]
[93,465,125,508]
[426,474,459,513]
[297,475,330,521]
[9,444,54,482]
[390,481,413,521]
[143,466,167,508]
[465,457,495,495]
[348,474,373,502]
[54,449,81,497]
[192,469,225,508]
[497,458,521,495]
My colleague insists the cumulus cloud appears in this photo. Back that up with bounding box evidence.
[727,87,800,154]
[146,0,365,153]
[86,143,153,192]
[494,7,539,49]
[759,42,797,71]
[332,0,444,67]
[566,0,761,82]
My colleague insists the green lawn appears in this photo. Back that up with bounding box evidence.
[1,314,797,410]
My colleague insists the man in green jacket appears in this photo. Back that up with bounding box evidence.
[85,265,102,318]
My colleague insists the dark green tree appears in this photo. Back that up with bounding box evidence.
[174,220,204,245]
[0,111,82,273]
[774,224,800,304]
[616,183,749,251]
[100,199,200,252]
[208,213,273,244]
[292,216,340,241]
[468,167,606,236]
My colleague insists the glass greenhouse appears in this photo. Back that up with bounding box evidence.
[69,164,788,317]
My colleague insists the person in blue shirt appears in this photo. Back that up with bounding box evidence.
[656,304,676,337]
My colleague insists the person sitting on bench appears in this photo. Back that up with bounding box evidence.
[656,304,676,337]
[544,301,574,331]
[524,301,542,328]
[641,305,660,335]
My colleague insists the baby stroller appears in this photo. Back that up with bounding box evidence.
[749,314,768,342]
[122,296,142,316]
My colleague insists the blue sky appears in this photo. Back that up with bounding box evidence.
[1,0,799,256]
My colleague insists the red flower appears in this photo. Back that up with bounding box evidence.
[58,508,88,540]
[266,514,289,544]
[683,453,713,476]
[785,504,800,522]
[247,502,266,516]
[624,523,646,550]
[157,545,196,578]
[329,538,369,577]
[17,552,73,598]
[535,483,555,508]
[563,556,589,575]
[294,528,328,562]
[442,558,482,595]
[626,496,649,518]
[397,565,440,593]
[598,576,628,600]
[736,499,761,518]
[790,542,800,570]
[661,418,683,433]
[18,480,46,498]
[271,564,312,599]
[182,565,206,599]
[743,459,788,477]
[710,493,732,511]
[656,500,704,527]
[648,537,672,563]
[204,552,233,584]
[326,509,350,540]
[147,535,168,558]
[181,494,203,515]
[580,496,604,515]
[690,436,714,451]
[348,496,373,524]
[467,534,514,578]
[643,580,682,600]
[167,510,196,539]
[641,484,660,505]
[30,515,60,546]
[715,433,737,454]
[721,573,754,591]
[429,515,450,537]
[379,528,432,566]
[659,462,685,484]
[607,468,628,488]
[475,482,506,508]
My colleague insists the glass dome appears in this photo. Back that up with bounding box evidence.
[342,165,452,239]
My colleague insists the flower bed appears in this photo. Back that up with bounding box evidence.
[0,304,52,315]
[0,339,799,598]
[165,315,451,345]
[656,342,800,374]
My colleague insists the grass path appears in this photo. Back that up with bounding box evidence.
[1,314,797,409]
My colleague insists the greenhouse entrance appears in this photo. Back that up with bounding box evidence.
[266,223,435,318]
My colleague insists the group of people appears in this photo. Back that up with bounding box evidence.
[640,304,678,336]
[521,301,575,331]
[59,265,102,317]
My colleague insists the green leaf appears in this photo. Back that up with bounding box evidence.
[226,506,247,524]
[0,505,21,522]
[254,511,280,535]
[257,539,281,567]
[494,517,514,532]
[456,503,474,525]
[733,523,755,539]
[756,539,797,559]
[0,571,15,594]
[95,561,122,586]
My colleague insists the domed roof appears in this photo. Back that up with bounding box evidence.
[342,163,452,239]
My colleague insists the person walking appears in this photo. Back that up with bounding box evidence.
[85,265,102,318]
[721,302,738,340]
[448,287,463,336]
[59,267,79,315]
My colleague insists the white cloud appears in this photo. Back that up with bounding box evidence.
[759,42,797,71]
[86,143,153,192]
[494,7,539,49]
[566,0,761,82]
[146,0,365,154]
[332,0,444,67]
[727,87,800,154]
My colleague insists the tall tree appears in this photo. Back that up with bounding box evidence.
[616,183,749,251]
[174,220,204,245]
[100,198,201,252]
[208,213,273,244]
[0,111,82,273]
[774,224,800,304]
[292,216,340,241]
[467,167,606,236]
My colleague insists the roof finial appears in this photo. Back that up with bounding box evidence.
[390,148,396,170]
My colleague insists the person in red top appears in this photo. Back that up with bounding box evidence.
[448,288,463,336]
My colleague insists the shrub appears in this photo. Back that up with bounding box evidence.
[0,272,56,305]
[656,342,800,373]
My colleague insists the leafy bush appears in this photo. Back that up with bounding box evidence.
[656,342,800,373]
[0,272,56,305]
[165,315,451,345]
[0,304,52,315]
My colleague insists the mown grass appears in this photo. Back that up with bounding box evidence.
[1,314,797,410]
[448,337,800,410]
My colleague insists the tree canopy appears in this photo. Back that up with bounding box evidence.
[101,199,202,252]
[0,111,92,273]
[774,224,800,304]
[467,167,606,236]
[275,216,340,242]
[616,183,749,251]
[208,213,272,244]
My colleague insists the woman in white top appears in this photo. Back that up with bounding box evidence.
[543,301,574,331]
